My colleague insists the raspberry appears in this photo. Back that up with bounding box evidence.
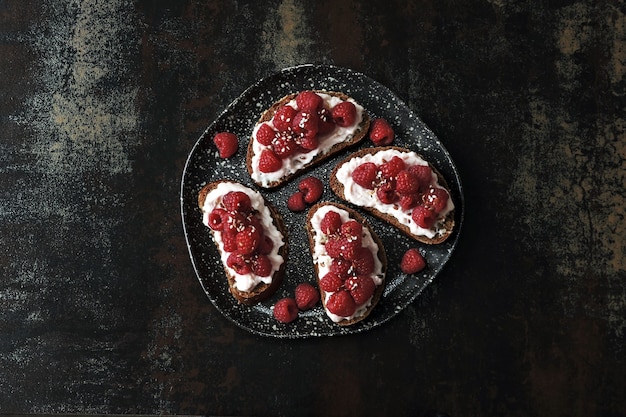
[320,210,342,235]
[273,297,298,323]
[399,194,420,211]
[298,176,324,204]
[235,225,261,255]
[336,236,360,261]
[222,191,252,214]
[226,252,251,275]
[298,134,319,151]
[273,105,297,131]
[400,248,426,274]
[256,123,276,146]
[351,162,379,189]
[380,156,406,179]
[252,254,272,277]
[376,181,398,204]
[331,101,357,127]
[319,272,344,293]
[258,149,282,173]
[287,191,306,212]
[213,132,238,158]
[324,236,344,259]
[221,212,247,236]
[340,220,362,242]
[329,257,352,278]
[408,164,433,190]
[368,118,394,146]
[208,208,227,231]
[295,91,323,112]
[424,187,449,213]
[326,290,356,317]
[317,107,335,135]
[257,235,274,255]
[292,111,319,138]
[345,275,376,306]
[295,282,320,310]
[411,205,437,229]
[352,247,375,276]
[272,131,299,159]
[395,170,420,195]
[221,233,237,252]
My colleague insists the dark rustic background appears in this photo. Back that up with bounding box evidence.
[1,1,624,416]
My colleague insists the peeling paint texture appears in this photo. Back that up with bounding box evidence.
[1,0,625,416]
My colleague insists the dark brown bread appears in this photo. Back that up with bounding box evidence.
[198,180,288,305]
[306,201,387,326]
[330,146,455,245]
[247,91,370,189]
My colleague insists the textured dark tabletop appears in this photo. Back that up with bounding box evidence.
[1,1,625,416]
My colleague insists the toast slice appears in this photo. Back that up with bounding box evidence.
[247,90,370,189]
[306,202,386,326]
[198,180,287,305]
[330,146,455,244]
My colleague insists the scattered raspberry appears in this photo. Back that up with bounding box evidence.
[345,275,376,306]
[273,105,297,131]
[273,297,299,323]
[368,118,394,146]
[400,248,426,274]
[295,91,323,112]
[235,225,261,255]
[380,156,406,179]
[252,254,273,277]
[331,101,357,127]
[298,176,324,204]
[395,170,420,196]
[256,123,276,146]
[411,205,437,229]
[326,290,356,317]
[424,187,450,213]
[319,272,344,293]
[222,191,252,214]
[258,149,282,173]
[351,162,379,189]
[294,282,320,310]
[320,210,342,235]
[352,247,375,276]
[213,132,238,158]
[287,191,306,212]
[226,252,251,275]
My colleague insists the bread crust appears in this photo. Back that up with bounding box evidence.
[198,180,288,305]
[247,91,371,189]
[330,146,455,245]
[306,201,387,326]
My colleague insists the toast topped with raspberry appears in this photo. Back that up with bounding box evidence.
[306,202,387,326]
[330,146,455,244]
[247,90,370,189]
[198,180,288,305]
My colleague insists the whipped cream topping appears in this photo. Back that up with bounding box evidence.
[309,204,384,323]
[334,148,454,239]
[201,181,285,292]
[251,93,365,187]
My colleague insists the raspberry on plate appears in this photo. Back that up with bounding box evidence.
[400,248,427,274]
[298,176,324,204]
[273,298,299,323]
[368,118,394,146]
[287,191,306,212]
[294,282,320,310]
[213,132,238,158]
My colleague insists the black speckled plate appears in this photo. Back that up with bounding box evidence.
[181,64,464,338]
